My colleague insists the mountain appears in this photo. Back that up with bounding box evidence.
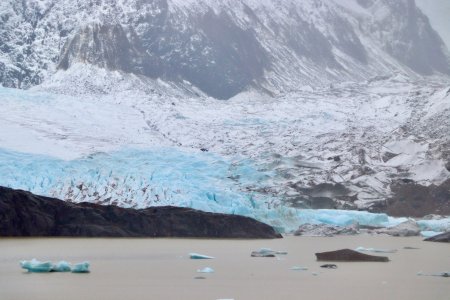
[0,0,450,231]
[0,0,449,99]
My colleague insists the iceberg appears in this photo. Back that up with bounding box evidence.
[197,267,215,273]
[417,271,450,277]
[417,219,450,232]
[355,247,397,254]
[420,231,444,238]
[250,248,286,257]
[71,262,90,273]
[189,253,214,259]
[289,266,308,271]
[20,259,53,273]
[52,261,72,272]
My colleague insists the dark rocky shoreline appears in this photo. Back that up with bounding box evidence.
[0,186,281,239]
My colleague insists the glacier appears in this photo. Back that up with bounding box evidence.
[2,147,449,233]
[1,76,450,233]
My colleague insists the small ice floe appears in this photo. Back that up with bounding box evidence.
[189,253,214,259]
[417,271,450,277]
[251,248,287,257]
[420,231,444,238]
[21,259,90,273]
[52,261,72,272]
[71,262,90,273]
[355,247,397,254]
[289,266,308,271]
[20,259,53,273]
[312,272,319,276]
[197,267,215,273]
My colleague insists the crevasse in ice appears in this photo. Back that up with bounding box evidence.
[1,148,449,233]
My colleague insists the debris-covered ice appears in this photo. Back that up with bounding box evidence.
[251,248,287,257]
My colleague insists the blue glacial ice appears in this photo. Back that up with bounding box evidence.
[71,262,90,273]
[20,259,53,273]
[417,219,450,232]
[197,267,215,273]
[52,261,72,272]
[1,148,449,233]
[20,259,88,273]
[420,231,444,238]
[190,253,214,259]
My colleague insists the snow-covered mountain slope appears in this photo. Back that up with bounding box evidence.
[1,0,449,98]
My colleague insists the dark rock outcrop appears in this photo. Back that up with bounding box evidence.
[0,186,281,239]
[424,232,450,243]
[315,249,389,262]
[58,24,163,78]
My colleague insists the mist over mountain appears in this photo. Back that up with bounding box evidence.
[0,0,449,98]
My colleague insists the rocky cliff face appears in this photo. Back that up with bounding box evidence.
[0,0,449,98]
[58,23,163,79]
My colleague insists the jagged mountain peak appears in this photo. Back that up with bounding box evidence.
[0,0,449,98]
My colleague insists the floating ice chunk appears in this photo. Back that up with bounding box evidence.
[355,247,397,253]
[251,248,275,257]
[20,259,53,273]
[417,271,450,277]
[417,218,450,232]
[378,220,420,236]
[289,266,308,271]
[197,267,215,273]
[420,231,444,238]
[251,248,287,257]
[71,262,90,273]
[52,261,72,272]
[189,253,214,259]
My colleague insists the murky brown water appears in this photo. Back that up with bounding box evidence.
[0,235,449,300]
